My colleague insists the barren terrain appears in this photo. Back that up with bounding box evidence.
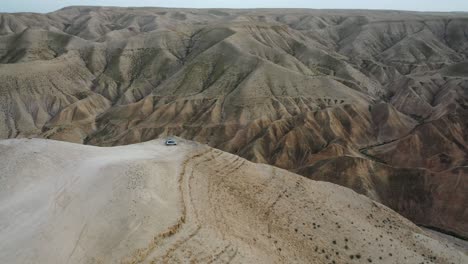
[0,6,467,239]
[0,138,466,263]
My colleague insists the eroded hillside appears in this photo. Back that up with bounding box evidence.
[0,7,467,239]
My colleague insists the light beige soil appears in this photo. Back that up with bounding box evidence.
[0,138,466,263]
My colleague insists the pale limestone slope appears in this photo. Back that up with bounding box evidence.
[0,138,466,263]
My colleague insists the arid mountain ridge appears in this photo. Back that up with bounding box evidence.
[0,6,467,239]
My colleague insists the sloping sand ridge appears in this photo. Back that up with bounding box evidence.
[0,138,466,263]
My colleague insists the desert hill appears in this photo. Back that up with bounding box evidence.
[0,138,466,263]
[0,7,467,239]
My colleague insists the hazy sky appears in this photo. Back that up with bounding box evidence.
[2,0,468,13]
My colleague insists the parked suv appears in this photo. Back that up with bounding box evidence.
[165,139,177,146]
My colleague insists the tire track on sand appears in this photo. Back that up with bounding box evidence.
[121,148,213,264]
[155,150,225,263]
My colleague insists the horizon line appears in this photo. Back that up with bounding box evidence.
[2,5,468,15]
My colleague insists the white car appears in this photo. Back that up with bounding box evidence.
[165,139,177,146]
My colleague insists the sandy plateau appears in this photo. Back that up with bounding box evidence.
[0,138,466,263]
